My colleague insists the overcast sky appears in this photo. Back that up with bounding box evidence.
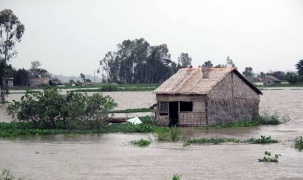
[2,0,303,77]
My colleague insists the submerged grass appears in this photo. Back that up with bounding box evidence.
[183,135,279,146]
[294,136,303,151]
[0,113,288,138]
[131,139,151,147]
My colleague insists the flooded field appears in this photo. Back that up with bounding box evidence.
[1,88,303,179]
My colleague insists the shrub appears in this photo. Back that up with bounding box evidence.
[258,151,281,162]
[157,126,185,142]
[245,135,279,144]
[172,174,181,180]
[131,139,151,147]
[6,89,117,130]
[294,136,303,151]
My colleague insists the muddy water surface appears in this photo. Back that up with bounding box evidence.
[1,88,303,179]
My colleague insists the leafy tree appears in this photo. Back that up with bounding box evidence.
[214,64,226,68]
[242,67,254,77]
[85,79,91,83]
[296,59,303,76]
[69,79,75,85]
[28,61,50,78]
[101,38,174,84]
[178,53,192,68]
[0,9,25,103]
[226,56,236,68]
[7,89,117,129]
[200,60,213,68]
[271,71,285,80]
[14,68,30,86]
[80,73,85,82]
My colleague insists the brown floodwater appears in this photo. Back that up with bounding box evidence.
[1,88,303,179]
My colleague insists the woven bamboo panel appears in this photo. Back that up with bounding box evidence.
[193,101,206,112]
[157,115,169,126]
[178,112,207,126]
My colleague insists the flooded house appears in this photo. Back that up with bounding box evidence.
[153,68,262,126]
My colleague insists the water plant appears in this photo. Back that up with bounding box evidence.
[156,126,186,142]
[172,174,181,180]
[0,169,22,180]
[258,151,281,162]
[245,135,279,144]
[131,139,151,147]
[294,136,303,151]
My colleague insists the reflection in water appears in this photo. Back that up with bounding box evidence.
[1,89,303,179]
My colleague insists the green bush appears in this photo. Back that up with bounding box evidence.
[295,136,303,151]
[6,89,117,130]
[258,151,281,162]
[131,139,151,147]
[245,135,279,144]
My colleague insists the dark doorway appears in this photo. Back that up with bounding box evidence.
[169,102,178,126]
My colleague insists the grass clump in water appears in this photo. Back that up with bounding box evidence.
[245,135,279,144]
[0,169,22,180]
[294,136,303,151]
[156,126,186,142]
[131,139,151,147]
[172,174,181,180]
[258,151,281,162]
[184,138,240,146]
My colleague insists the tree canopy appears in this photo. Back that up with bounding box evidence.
[296,59,303,76]
[0,9,25,103]
[200,60,213,68]
[100,38,176,84]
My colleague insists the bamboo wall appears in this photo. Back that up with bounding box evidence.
[207,72,260,125]
[178,112,207,126]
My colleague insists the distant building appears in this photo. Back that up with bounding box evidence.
[5,78,14,87]
[30,78,50,87]
[245,76,263,86]
[263,76,282,86]
[49,79,62,86]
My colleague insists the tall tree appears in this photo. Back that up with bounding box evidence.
[242,67,254,77]
[178,53,192,68]
[101,38,174,84]
[296,59,303,76]
[0,9,25,103]
[200,60,213,68]
[226,56,236,68]
[14,68,29,86]
[80,73,85,82]
[28,61,50,78]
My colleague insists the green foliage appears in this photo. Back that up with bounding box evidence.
[245,135,278,144]
[100,38,174,84]
[156,126,186,142]
[0,169,22,180]
[296,59,303,76]
[6,89,117,130]
[201,113,289,130]
[184,138,240,146]
[184,135,278,146]
[131,138,151,147]
[258,151,281,162]
[0,9,25,103]
[172,174,181,180]
[294,136,303,151]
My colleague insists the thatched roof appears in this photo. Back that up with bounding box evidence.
[154,68,262,95]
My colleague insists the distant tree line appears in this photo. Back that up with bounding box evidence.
[241,59,303,84]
